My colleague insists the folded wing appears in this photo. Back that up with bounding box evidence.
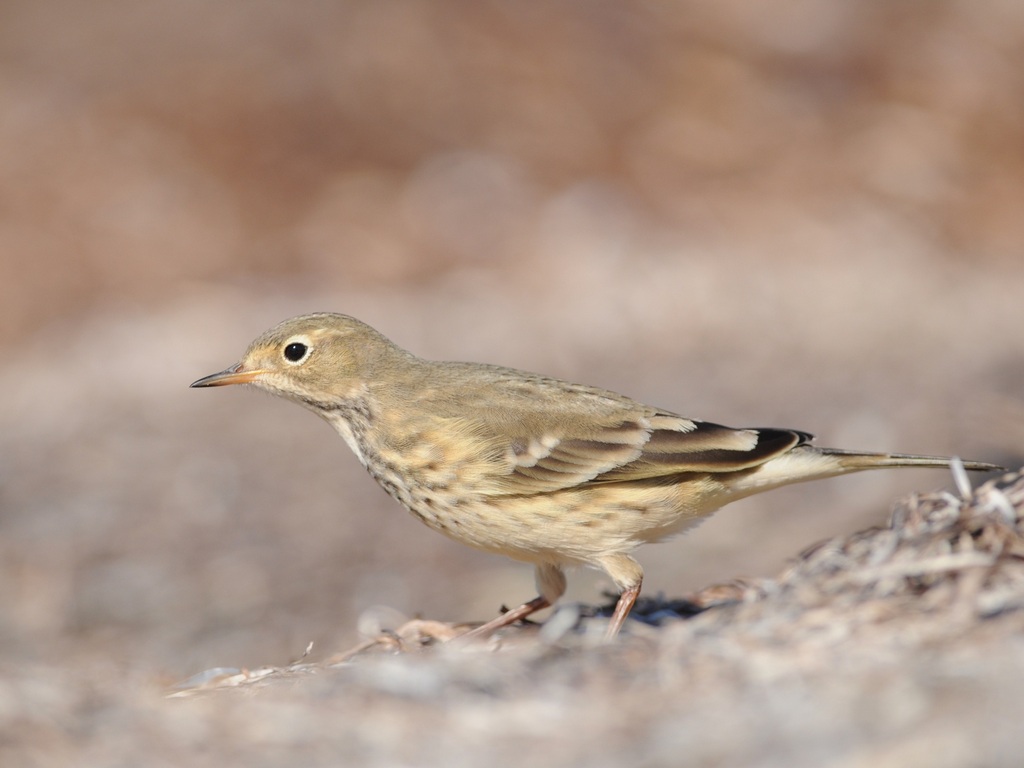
[490,411,811,496]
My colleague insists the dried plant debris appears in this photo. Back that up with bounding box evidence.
[171,469,1024,696]
[656,468,1024,671]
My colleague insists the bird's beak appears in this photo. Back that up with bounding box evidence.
[190,363,266,388]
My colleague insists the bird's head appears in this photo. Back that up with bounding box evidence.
[190,313,407,408]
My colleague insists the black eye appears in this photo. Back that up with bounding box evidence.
[283,342,308,362]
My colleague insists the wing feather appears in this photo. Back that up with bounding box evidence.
[490,413,811,496]
[424,364,812,497]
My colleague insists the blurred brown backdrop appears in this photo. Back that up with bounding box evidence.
[1,0,1022,677]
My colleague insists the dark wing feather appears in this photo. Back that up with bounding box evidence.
[490,411,811,496]
[595,423,810,482]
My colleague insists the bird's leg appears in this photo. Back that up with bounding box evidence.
[460,563,566,640]
[597,553,644,640]
[605,580,642,640]
[460,595,551,639]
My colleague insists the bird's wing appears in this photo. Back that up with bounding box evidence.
[485,411,811,496]
[421,363,811,497]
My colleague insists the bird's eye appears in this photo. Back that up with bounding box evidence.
[283,342,309,363]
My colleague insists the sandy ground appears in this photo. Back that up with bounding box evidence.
[1,2,1023,765]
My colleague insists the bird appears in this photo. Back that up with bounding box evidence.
[191,313,1002,640]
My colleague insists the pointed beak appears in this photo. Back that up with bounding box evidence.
[190,363,266,388]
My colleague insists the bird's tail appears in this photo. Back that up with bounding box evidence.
[819,449,1003,474]
[719,446,1003,502]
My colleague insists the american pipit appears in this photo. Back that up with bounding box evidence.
[191,313,1001,639]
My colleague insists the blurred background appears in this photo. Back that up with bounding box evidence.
[1,0,1022,678]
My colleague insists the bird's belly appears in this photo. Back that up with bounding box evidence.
[384,478,726,566]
